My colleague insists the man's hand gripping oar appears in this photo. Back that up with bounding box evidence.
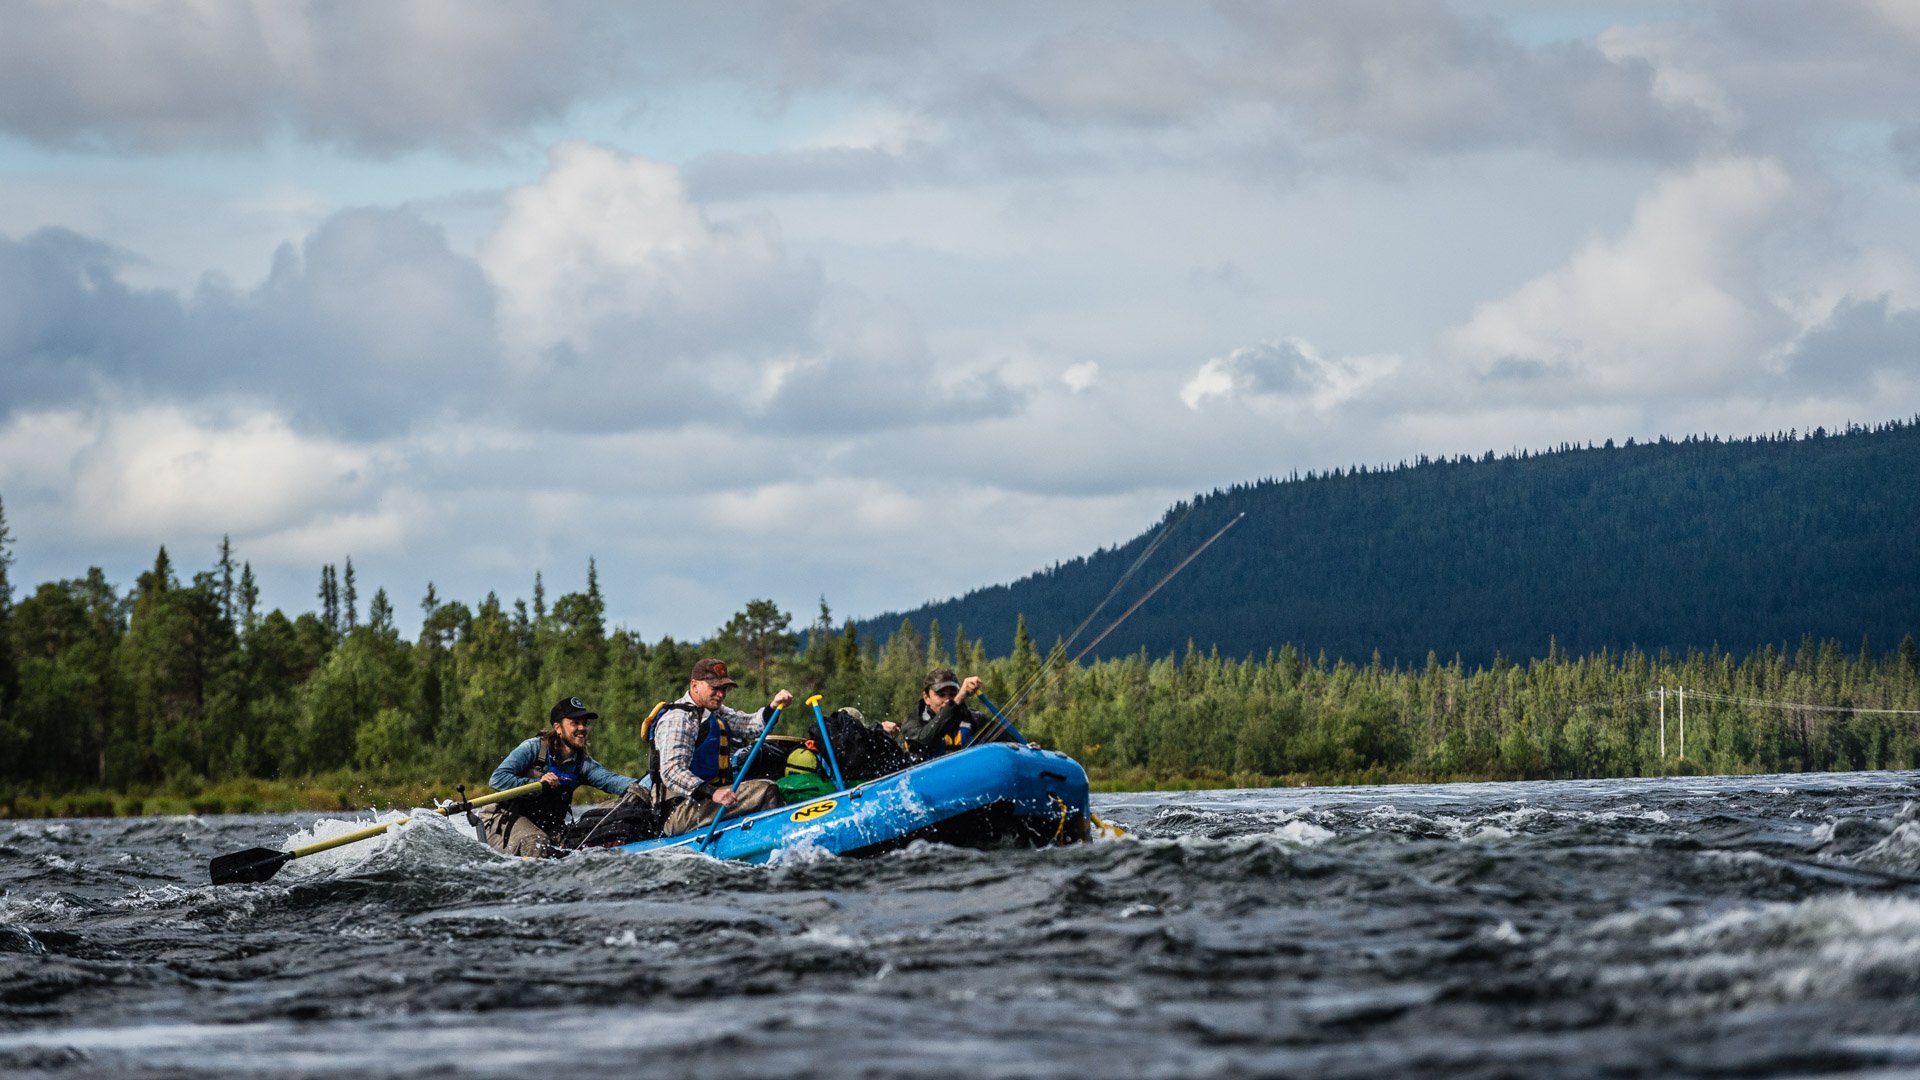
[696,701,786,850]
[208,781,545,885]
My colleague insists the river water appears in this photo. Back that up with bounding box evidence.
[5,771,1920,1079]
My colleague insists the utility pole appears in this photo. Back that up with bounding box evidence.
[1658,686,1666,759]
[1679,685,1686,760]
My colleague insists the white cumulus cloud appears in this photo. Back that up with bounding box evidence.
[43,405,381,541]
[1181,338,1397,411]
[1447,156,1796,397]
[482,142,753,358]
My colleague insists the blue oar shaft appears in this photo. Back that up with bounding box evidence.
[809,701,848,790]
[698,704,784,850]
[973,693,1029,745]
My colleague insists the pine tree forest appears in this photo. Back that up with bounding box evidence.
[3,499,1917,815]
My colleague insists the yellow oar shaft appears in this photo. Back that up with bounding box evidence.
[285,781,545,860]
[291,819,405,858]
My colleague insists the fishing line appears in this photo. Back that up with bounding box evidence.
[997,504,1196,718]
[980,512,1245,743]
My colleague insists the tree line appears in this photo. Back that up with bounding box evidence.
[865,418,1920,668]
[2,496,1917,797]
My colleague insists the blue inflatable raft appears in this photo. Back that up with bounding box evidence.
[611,743,1092,863]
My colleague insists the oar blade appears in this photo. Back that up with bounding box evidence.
[209,846,295,886]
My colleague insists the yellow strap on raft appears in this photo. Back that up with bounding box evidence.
[1049,795,1070,844]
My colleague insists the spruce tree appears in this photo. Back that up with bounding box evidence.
[1010,614,1040,702]
[217,535,237,627]
[800,597,836,689]
[319,564,339,637]
[926,619,945,668]
[830,617,865,705]
[343,557,359,630]
[238,562,260,638]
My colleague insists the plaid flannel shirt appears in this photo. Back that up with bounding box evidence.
[652,694,771,799]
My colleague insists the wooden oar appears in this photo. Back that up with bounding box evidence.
[208,780,545,885]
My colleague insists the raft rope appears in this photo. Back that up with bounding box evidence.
[1049,795,1070,844]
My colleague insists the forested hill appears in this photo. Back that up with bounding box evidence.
[860,420,1920,667]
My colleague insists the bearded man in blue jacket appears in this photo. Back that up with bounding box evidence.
[478,695,641,857]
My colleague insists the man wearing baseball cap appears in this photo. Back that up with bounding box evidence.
[644,659,793,836]
[477,695,642,857]
[900,667,1004,759]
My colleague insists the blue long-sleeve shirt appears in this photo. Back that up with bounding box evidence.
[490,737,639,797]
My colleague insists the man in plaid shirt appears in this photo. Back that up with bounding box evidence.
[650,657,793,836]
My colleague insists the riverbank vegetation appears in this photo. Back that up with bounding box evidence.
[2,493,1916,817]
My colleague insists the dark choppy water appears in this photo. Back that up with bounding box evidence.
[6,772,1920,1079]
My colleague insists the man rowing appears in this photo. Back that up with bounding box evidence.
[647,658,792,836]
[478,696,642,857]
[901,667,1008,759]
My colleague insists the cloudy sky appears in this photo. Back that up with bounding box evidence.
[2,1,1917,640]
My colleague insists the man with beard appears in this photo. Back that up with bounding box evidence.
[478,695,641,857]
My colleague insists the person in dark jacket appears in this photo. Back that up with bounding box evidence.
[478,695,641,857]
[900,668,1007,759]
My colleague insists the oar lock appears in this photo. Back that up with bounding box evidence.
[451,784,481,826]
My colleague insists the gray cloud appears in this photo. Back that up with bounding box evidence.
[976,28,1217,128]
[764,290,1024,431]
[2,211,505,436]
[1187,339,1335,402]
[0,229,186,409]
[1781,295,1920,394]
[1212,2,1707,159]
[1,190,1018,441]
[734,1,937,95]
[684,145,954,201]
[0,0,618,155]
[1234,340,1324,396]
[187,208,504,436]
[3,1,1911,178]
[1893,123,1920,181]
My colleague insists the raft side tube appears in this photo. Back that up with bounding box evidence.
[610,743,1090,863]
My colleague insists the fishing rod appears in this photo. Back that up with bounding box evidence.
[976,512,1245,744]
[993,505,1195,722]
[975,503,1182,730]
[1017,505,1195,698]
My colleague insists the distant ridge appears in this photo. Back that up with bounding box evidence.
[859,419,1920,667]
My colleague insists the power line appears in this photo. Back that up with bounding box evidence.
[1664,688,1920,716]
